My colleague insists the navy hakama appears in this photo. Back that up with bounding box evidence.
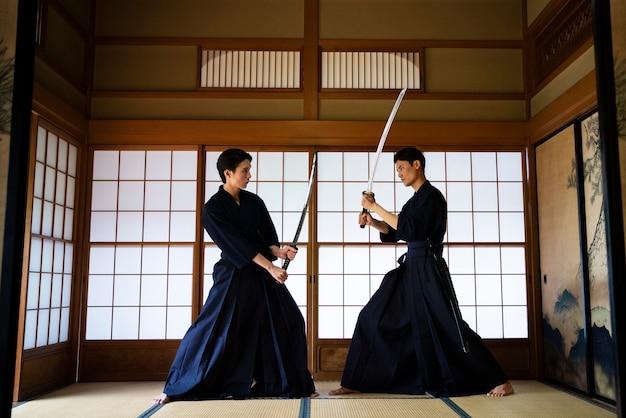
[162,186,315,400]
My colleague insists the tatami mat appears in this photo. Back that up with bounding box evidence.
[151,398,302,418]
[313,380,432,399]
[11,381,164,418]
[310,398,458,418]
[449,380,615,418]
[11,380,616,418]
[308,381,445,418]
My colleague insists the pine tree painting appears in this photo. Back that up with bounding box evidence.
[0,38,14,135]
[581,113,615,400]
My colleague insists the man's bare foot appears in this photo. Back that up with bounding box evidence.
[152,393,170,404]
[328,386,360,396]
[310,392,320,398]
[487,381,514,397]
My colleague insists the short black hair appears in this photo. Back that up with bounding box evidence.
[394,147,425,172]
[217,148,253,183]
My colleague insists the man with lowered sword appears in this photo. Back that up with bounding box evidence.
[153,149,318,404]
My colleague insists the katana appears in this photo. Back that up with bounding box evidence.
[282,152,317,270]
[361,88,407,227]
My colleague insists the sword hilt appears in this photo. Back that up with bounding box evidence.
[281,244,298,270]
[360,191,374,229]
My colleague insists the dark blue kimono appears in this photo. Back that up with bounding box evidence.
[162,186,315,400]
[340,181,509,396]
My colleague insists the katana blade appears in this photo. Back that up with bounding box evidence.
[361,88,407,228]
[282,152,317,270]
[367,88,407,193]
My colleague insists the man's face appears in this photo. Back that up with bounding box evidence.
[226,159,252,188]
[395,159,420,187]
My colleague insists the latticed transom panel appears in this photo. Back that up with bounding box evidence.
[321,51,420,90]
[201,50,301,88]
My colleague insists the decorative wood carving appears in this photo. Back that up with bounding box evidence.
[529,0,593,90]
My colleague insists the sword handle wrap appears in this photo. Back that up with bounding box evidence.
[281,244,298,270]
[360,191,375,229]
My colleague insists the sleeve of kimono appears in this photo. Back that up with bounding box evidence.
[202,197,269,269]
[253,195,280,254]
[380,227,398,243]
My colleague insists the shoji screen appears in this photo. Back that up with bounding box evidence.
[24,125,78,349]
[316,151,528,340]
[86,150,197,340]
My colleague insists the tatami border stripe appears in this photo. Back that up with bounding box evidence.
[440,397,471,417]
[137,403,163,418]
[298,397,311,418]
